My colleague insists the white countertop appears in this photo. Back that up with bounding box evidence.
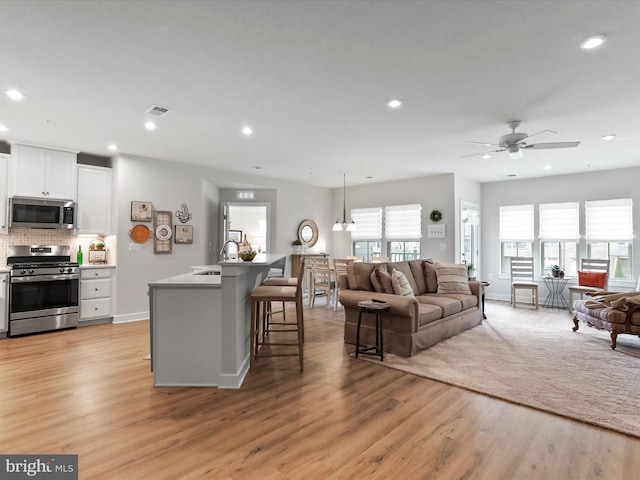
[149,269,222,287]
[218,253,285,266]
[80,264,116,269]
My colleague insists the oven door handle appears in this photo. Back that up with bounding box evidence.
[10,274,80,283]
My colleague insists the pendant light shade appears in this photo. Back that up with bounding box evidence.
[334,172,355,231]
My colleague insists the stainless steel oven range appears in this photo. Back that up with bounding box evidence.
[7,245,79,336]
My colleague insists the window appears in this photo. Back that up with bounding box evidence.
[539,202,579,276]
[351,207,382,262]
[351,204,422,261]
[500,204,534,274]
[385,204,422,261]
[586,199,633,280]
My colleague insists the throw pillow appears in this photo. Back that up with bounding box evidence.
[578,270,607,289]
[391,268,415,298]
[434,262,472,295]
[422,261,438,293]
[346,262,376,291]
[371,267,393,294]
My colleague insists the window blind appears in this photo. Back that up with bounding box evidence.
[350,207,382,239]
[586,198,633,241]
[499,204,534,241]
[384,204,422,239]
[539,202,579,240]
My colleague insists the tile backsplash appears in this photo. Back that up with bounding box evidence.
[0,229,116,265]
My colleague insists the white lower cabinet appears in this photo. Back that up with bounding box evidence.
[80,266,115,324]
[1,272,8,335]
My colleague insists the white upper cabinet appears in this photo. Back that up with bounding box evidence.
[76,165,112,235]
[0,153,8,234]
[9,144,77,200]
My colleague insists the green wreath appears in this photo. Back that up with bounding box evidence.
[429,209,443,223]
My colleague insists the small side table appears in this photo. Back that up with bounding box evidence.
[356,300,391,361]
[543,276,569,309]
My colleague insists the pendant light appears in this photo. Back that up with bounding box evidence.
[333,172,355,231]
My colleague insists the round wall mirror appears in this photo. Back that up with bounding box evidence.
[298,219,319,247]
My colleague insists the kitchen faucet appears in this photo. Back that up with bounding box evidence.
[219,240,240,260]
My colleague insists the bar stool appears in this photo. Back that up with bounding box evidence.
[249,263,305,370]
[261,275,298,340]
[355,300,390,361]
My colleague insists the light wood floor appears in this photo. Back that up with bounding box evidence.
[1,300,639,479]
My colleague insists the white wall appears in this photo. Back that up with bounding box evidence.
[481,166,640,302]
[331,173,467,262]
[113,154,333,322]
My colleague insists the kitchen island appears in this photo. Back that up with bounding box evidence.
[148,254,286,388]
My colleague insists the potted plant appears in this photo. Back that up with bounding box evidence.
[292,239,302,254]
[467,263,475,280]
[550,265,561,278]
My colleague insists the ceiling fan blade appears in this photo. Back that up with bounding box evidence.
[459,148,504,159]
[469,141,500,147]
[523,141,580,150]
[523,129,557,141]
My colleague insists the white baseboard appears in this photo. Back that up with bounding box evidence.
[113,311,149,323]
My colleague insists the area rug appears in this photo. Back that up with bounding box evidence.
[355,316,640,438]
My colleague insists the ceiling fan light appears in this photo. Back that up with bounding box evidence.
[580,35,606,50]
[508,148,523,160]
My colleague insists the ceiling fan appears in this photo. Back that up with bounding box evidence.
[462,121,581,160]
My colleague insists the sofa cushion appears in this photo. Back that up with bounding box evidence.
[417,294,463,316]
[347,262,376,291]
[417,303,443,327]
[385,261,419,294]
[409,260,427,295]
[391,268,416,298]
[424,293,478,311]
[422,260,438,293]
[370,267,393,294]
[435,262,472,295]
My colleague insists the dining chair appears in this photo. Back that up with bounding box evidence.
[332,258,353,311]
[309,257,335,308]
[346,255,364,262]
[511,257,538,309]
[371,256,389,263]
[568,258,610,313]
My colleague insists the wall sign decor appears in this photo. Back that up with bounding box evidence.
[153,211,173,254]
[428,224,446,238]
[175,203,192,223]
[131,201,153,222]
[175,225,193,244]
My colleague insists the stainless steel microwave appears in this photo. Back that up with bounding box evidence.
[9,197,75,229]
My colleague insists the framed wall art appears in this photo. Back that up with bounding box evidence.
[131,201,153,222]
[228,230,242,242]
[175,225,193,244]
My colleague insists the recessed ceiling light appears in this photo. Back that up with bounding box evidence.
[482,154,491,159]
[252,166,262,170]
[108,144,118,151]
[6,89,24,101]
[0,124,9,132]
[387,99,402,109]
[144,121,157,131]
[241,126,253,136]
[601,134,616,141]
[580,35,606,50]
[543,164,552,170]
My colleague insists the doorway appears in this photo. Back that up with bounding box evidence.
[461,200,480,279]
[221,202,271,255]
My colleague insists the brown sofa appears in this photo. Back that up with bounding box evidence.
[572,292,640,349]
[338,259,484,357]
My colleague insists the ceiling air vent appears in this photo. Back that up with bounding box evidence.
[144,105,172,117]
